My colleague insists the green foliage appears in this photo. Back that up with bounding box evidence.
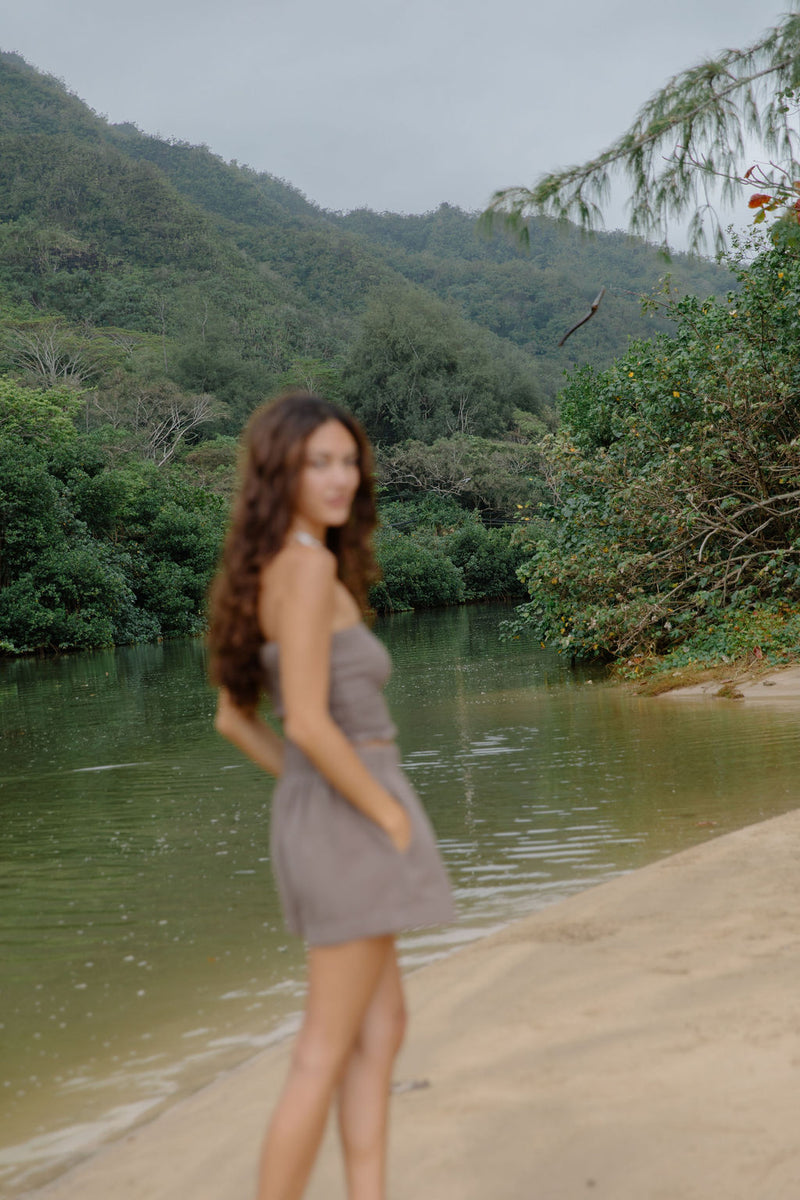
[377,493,466,532]
[0,437,66,580]
[0,430,139,650]
[0,378,226,654]
[0,375,81,442]
[342,286,544,444]
[110,467,226,638]
[442,521,525,602]
[484,13,800,253]
[512,232,800,662]
[0,540,137,652]
[376,430,545,522]
[182,435,239,496]
[370,501,526,611]
[276,356,345,403]
[371,531,465,612]
[86,373,226,465]
[643,603,800,674]
[337,204,732,402]
[0,46,733,445]
[0,49,742,657]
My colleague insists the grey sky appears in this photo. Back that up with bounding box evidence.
[1,0,795,236]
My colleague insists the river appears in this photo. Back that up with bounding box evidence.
[1,603,799,1194]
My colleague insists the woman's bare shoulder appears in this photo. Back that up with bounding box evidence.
[259,542,337,641]
[264,541,336,588]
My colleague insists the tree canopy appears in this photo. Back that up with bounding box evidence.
[0,48,739,653]
[511,230,800,669]
[341,286,546,444]
[483,12,800,253]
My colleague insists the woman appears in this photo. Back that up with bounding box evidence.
[208,391,454,1200]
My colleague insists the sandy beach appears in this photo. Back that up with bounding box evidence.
[26,804,800,1200]
[656,662,800,702]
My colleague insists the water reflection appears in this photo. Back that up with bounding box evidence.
[1,605,799,1193]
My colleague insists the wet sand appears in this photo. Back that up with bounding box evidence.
[28,807,800,1200]
[657,662,800,702]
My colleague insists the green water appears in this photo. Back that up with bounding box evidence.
[1,604,799,1194]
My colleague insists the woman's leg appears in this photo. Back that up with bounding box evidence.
[336,941,407,1200]
[256,935,393,1200]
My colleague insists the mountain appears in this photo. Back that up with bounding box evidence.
[0,51,741,655]
[0,49,732,429]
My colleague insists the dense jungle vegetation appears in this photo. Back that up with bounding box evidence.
[510,228,800,675]
[492,12,800,676]
[0,49,733,656]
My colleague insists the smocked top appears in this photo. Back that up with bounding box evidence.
[259,622,398,744]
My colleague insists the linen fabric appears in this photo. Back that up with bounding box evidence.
[260,624,454,944]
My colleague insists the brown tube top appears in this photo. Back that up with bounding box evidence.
[259,623,398,744]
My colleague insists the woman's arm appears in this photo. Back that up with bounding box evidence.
[214,688,285,777]
[268,545,411,851]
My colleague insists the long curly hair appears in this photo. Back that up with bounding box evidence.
[207,391,380,709]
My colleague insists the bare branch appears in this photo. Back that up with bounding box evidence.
[558,287,606,347]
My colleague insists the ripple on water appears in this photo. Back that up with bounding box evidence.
[2,606,800,1194]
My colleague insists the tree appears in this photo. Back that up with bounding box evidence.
[183,435,239,496]
[0,422,140,651]
[0,375,81,443]
[376,433,545,521]
[277,356,344,402]
[1,320,111,388]
[0,390,228,653]
[342,286,543,444]
[511,232,800,662]
[91,374,224,465]
[483,12,800,253]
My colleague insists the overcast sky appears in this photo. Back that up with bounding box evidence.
[1,0,795,239]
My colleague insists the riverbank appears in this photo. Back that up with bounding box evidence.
[28,807,800,1200]
[647,661,800,701]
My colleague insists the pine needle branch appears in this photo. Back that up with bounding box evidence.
[482,13,800,253]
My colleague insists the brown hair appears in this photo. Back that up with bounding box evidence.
[207,391,379,708]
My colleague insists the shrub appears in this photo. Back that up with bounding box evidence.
[513,232,800,661]
[372,531,465,611]
[443,520,525,601]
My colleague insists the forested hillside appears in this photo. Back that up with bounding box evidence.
[334,206,729,399]
[0,49,733,655]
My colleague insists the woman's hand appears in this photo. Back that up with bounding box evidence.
[215,688,285,777]
[381,799,412,854]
